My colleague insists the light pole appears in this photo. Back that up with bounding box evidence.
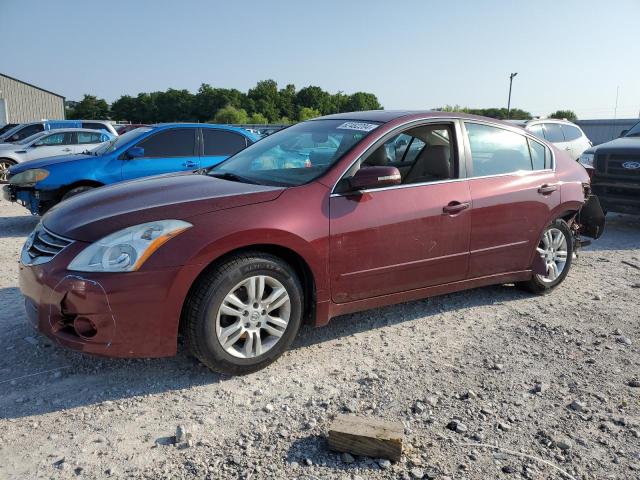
[507,72,518,119]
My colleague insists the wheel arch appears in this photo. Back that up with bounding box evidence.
[59,180,104,199]
[179,243,318,330]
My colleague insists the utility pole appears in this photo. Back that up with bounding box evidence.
[507,72,518,119]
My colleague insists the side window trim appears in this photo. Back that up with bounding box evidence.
[461,120,556,178]
[331,118,466,195]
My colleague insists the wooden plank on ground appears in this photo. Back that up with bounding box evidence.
[328,414,404,461]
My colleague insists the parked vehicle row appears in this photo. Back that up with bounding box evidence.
[0,119,117,142]
[10,111,605,375]
[0,129,114,182]
[3,124,258,214]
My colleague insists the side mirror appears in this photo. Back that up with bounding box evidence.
[349,166,402,191]
[127,146,145,159]
[620,129,628,137]
[10,134,19,142]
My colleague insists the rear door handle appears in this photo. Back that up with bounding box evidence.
[537,184,557,195]
[62,148,71,152]
[182,161,198,168]
[443,201,470,214]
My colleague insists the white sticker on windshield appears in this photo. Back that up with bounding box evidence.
[336,121,379,132]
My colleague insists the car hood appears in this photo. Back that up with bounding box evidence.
[43,172,285,241]
[10,154,95,173]
[586,137,640,155]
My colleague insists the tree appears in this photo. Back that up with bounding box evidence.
[248,80,280,122]
[549,110,577,122]
[154,88,194,122]
[296,86,331,114]
[213,105,249,124]
[66,94,109,119]
[248,112,268,124]
[343,92,382,112]
[434,106,532,120]
[298,107,321,121]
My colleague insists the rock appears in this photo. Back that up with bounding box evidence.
[617,336,632,345]
[341,452,355,464]
[377,458,392,469]
[446,420,467,433]
[414,401,427,414]
[502,465,516,474]
[593,294,602,300]
[498,422,511,431]
[175,425,192,443]
[555,437,572,451]
[463,389,477,400]
[628,380,640,388]
[493,363,504,371]
[532,382,547,394]
[53,458,65,469]
[569,400,585,412]
[263,403,274,413]
[105,467,116,476]
[304,419,317,429]
[410,467,425,479]
[304,458,313,466]
[614,328,622,335]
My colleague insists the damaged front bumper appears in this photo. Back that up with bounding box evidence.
[18,239,190,358]
[2,184,55,215]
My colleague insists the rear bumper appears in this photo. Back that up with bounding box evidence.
[19,242,202,358]
[577,194,606,239]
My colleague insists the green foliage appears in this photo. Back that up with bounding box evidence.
[213,105,249,124]
[105,80,383,124]
[298,107,322,121]
[66,94,110,119]
[549,110,577,122]
[435,105,532,120]
[248,112,268,124]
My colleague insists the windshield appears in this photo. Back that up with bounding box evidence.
[15,131,48,145]
[624,121,640,138]
[0,124,23,141]
[92,127,153,155]
[208,119,380,186]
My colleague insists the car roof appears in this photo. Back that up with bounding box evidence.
[312,110,533,129]
[150,123,258,139]
[40,128,112,133]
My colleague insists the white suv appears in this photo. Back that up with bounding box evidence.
[509,119,592,161]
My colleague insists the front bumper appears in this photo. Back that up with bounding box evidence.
[19,240,200,358]
[2,184,57,215]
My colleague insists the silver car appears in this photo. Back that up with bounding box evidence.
[0,128,114,182]
[509,119,592,161]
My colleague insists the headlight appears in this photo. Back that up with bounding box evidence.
[68,220,192,272]
[10,168,49,186]
[578,153,594,168]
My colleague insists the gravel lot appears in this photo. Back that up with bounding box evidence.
[1,199,639,480]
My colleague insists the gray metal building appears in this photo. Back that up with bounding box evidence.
[0,73,65,126]
[575,118,639,145]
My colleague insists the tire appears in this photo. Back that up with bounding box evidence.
[183,252,303,375]
[518,219,574,294]
[61,185,95,201]
[0,158,16,183]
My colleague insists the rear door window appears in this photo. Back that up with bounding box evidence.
[528,138,551,170]
[542,123,565,142]
[465,122,532,177]
[77,132,105,144]
[561,124,582,141]
[136,128,197,158]
[202,130,248,156]
[527,124,545,139]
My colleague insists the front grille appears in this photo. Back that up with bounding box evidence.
[23,225,73,266]
[596,153,640,178]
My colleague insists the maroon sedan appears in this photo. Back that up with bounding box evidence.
[18,111,604,374]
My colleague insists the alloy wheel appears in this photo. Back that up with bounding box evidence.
[0,160,11,183]
[535,227,568,283]
[215,275,291,359]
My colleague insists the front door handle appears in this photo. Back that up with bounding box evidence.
[182,161,198,168]
[62,148,71,152]
[537,184,558,195]
[443,201,470,214]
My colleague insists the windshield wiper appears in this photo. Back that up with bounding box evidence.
[209,172,261,185]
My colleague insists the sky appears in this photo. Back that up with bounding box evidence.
[2,0,639,120]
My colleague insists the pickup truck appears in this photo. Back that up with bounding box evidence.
[578,120,640,214]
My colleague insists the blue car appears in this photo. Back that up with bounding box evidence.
[3,124,258,215]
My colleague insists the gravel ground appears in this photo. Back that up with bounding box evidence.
[0,199,639,480]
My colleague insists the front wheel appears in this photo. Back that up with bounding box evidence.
[0,158,16,183]
[519,219,574,294]
[183,252,303,375]
[61,185,95,201]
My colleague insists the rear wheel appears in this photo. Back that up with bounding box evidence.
[519,219,573,294]
[183,252,303,375]
[61,185,95,201]
[0,158,16,183]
